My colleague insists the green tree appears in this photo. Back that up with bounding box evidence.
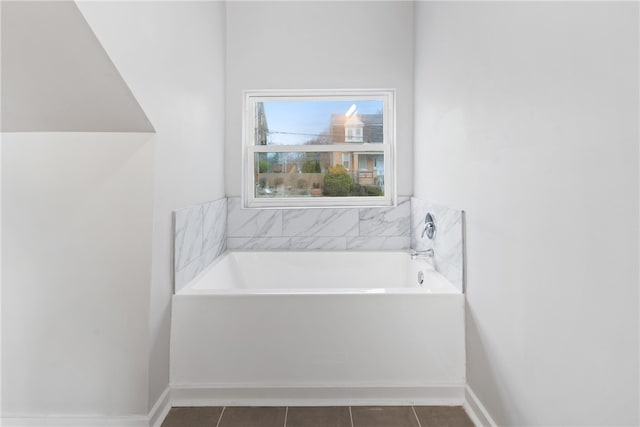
[258,159,269,173]
[302,159,321,173]
[323,165,353,196]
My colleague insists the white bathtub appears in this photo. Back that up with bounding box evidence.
[170,251,465,406]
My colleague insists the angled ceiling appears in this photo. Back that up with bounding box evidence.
[1,1,154,132]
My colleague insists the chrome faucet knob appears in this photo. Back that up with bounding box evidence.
[422,212,436,239]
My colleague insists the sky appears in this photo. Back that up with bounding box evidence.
[262,99,382,145]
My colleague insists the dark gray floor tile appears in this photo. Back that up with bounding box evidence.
[218,406,286,427]
[286,406,352,427]
[351,406,420,427]
[161,407,224,427]
[413,406,475,427]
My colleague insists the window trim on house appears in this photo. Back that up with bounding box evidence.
[242,89,396,209]
[342,153,351,170]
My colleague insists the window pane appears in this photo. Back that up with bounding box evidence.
[254,152,385,198]
[256,100,384,145]
[342,153,351,170]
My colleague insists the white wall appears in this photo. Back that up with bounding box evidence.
[1,1,152,132]
[2,132,154,416]
[225,1,414,197]
[77,1,227,412]
[414,2,639,425]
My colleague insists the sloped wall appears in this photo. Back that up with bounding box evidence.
[1,1,152,132]
[2,1,156,420]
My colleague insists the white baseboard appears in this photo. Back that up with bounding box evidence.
[2,386,172,427]
[170,384,465,407]
[148,386,171,427]
[463,385,497,427]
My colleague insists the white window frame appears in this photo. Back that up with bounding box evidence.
[243,89,396,209]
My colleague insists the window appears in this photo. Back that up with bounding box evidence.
[342,153,351,170]
[243,89,395,208]
[345,123,363,143]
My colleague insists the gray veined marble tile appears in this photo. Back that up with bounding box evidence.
[174,205,204,271]
[227,237,291,250]
[201,244,224,270]
[174,253,205,293]
[433,207,463,291]
[359,196,411,236]
[291,236,348,250]
[203,197,227,253]
[346,236,410,250]
[434,250,463,292]
[411,197,464,292]
[227,197,283,237]
[282,208,359,237]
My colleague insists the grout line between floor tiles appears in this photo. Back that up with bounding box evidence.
[215,406,225,427]
[283,406,288,427]
[411,406,423,427]
[349,406,354,427]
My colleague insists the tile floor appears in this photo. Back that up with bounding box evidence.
[161,405,475,427]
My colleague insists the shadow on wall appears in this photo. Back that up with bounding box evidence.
[465,304,527,425]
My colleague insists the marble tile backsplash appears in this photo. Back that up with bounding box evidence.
[226,196,411,251]
[411,197,464,293]
[174,196,464,294]
[173,197,227,293]
[174,205,203,271]
[227,197,282,237]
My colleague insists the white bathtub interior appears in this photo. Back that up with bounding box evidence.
[179,251,459,294]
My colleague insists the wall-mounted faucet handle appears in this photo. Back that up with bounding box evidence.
[422,212,436,239]
[422,222,435,238]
